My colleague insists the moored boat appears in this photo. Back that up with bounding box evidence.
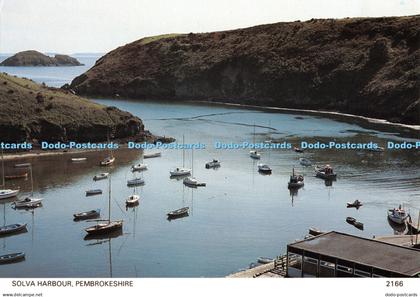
[258,164,272,174]
[387,205,409,225]
[5,172,28,180]
[73,209,100,220]
[13,197,43,208]
[126,194,140,206]
[143,152,161,158]
[347,199,363,208]
[0,223,27,236]
[85,174,123,236]
[100,156,115,166]
[170,167,191,177]
[86,189,102,196]
[354,221,364,230]
[346,217,356,224]
[0,189,20,200]
[205,159,221,169]
[132,163,147,172]
[0,252,25,264]
[71,157,87,162]
[93,172,109,181]
[288,168,304,189]
[167,207,189,219]
[127,177,145,187]
[315,165,337,180]
[249,150,261,159]
[308,227,325,236]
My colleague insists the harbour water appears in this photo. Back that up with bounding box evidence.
[0,55,419,277]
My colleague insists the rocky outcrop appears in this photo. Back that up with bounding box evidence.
[0,50,84,66]
[0,73,147,143]
[70,16,419,125]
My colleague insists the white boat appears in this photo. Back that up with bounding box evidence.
[388,205,409,225]
[170,167,191,177]
[182,149,205,187]
[131,163,147,172]
[100,156,115,166]
[0,189,19,200]
[93,172,109,181]
[127,177,145,186]
[205,159,221,169]
[299,158,312,166]
[13,197,43,208]
[0,149,20,200]
[170,135,191,177]
[143,152,161,158]
[249,150,261,159]
[71,157,87,162]
[126,194,140,206]
[258,164,272,174]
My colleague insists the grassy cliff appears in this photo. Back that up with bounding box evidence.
[70,16,419,125]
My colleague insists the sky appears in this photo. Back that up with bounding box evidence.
[0,0,419,54]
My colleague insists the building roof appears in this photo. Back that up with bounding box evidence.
[288,231,420,276]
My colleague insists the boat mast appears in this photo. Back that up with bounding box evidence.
[29,164,33,196]
[191,149,194,176]
[182,135,185,168]
[108,174,111,224]
[1,148,4,187]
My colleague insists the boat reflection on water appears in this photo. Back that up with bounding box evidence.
[84,229,123,242]
[289,188,299,206]
[387,217,407,235]
[324,179,335,187]
[84,229,123,278]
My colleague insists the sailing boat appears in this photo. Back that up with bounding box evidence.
[183,149,206,187]
[170,135,191,177]
[100,135,115,166]
[249,124,261,159]
[168,184,189,220]
[12,163,43,208]
[0,149,19,200]
[126,187,140,207]
[85,175,123,235]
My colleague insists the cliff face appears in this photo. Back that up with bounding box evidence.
[0,50,84,66]
[0,73,145,143]
[70,16,419,125]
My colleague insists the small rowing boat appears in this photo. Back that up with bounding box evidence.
[0,252,25,264]
[347,199,363,208]
[85,189,102,196]
[205,159,221,169]
[308,227,325,236]
[167,207,189,219]
[127,177,145,187]
[258,164,272,174]
[93,172,109,181]
[71,157,87,162]
[0,223,27,236]
[346,217,356,224]
[299,158,312,166]
[100,156,115,166]
[73,209,100,220]
[143,152,161,158]
[257,257,274,264]
[5,172,28,180]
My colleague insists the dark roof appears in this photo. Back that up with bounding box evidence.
[288,231,420,276]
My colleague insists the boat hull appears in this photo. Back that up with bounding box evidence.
[0,189,20,199]
[0,252,25,264]
[85,221,123,235]
[0,223,27,236]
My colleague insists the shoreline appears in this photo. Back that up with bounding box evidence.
[191,100,420,139]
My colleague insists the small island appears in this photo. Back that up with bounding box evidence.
[0,50,84,66]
